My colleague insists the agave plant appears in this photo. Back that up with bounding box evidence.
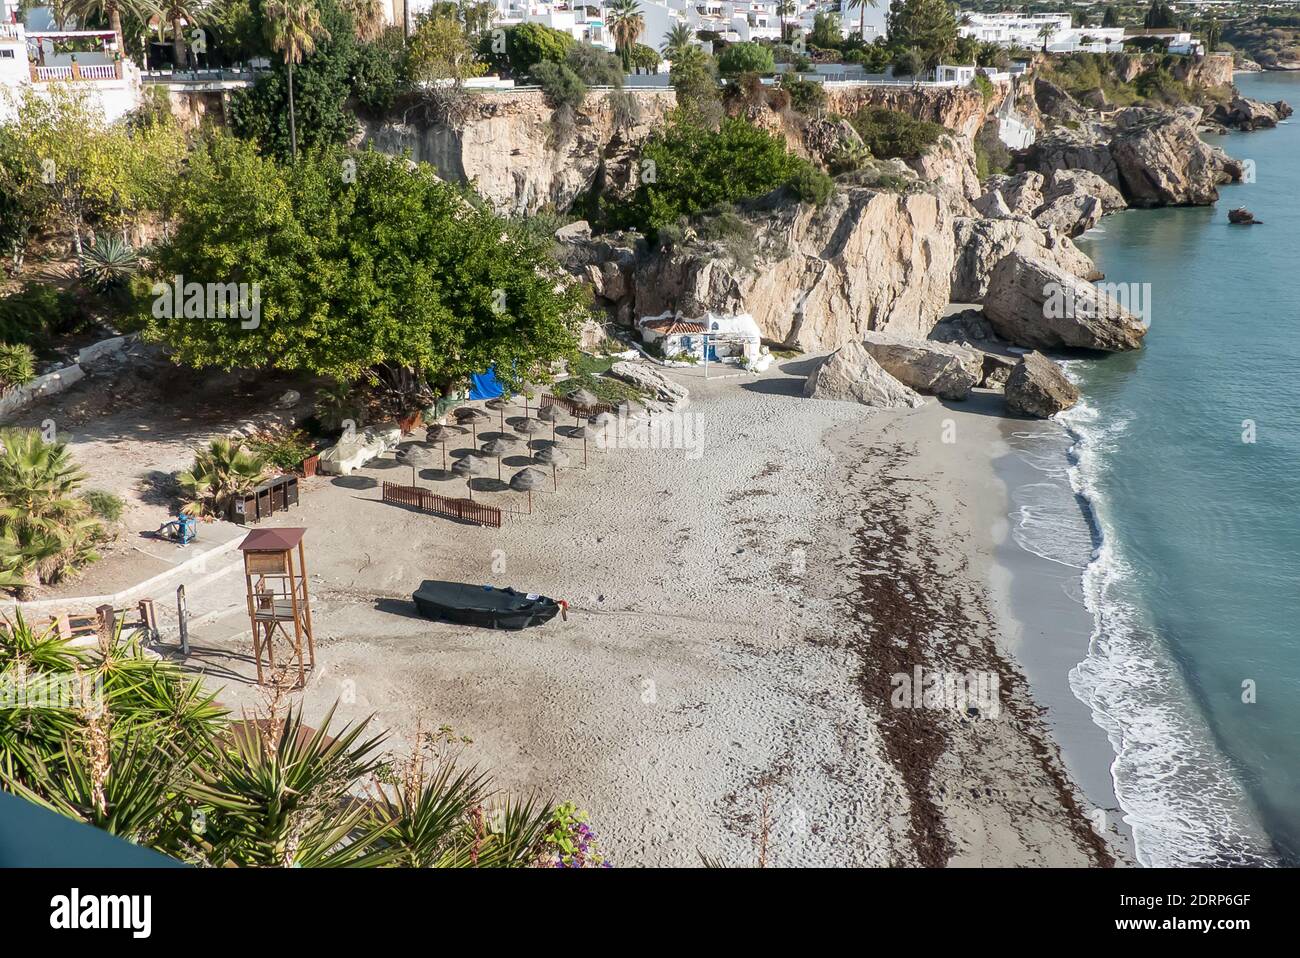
[0,343,35,391]
[0,428,102,588]
[77,233,139,291]
[176,438,269,518]
[363,730,554,868]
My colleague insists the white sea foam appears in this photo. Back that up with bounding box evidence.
[1056,402,1277,866]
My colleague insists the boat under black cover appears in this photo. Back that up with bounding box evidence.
[412,580,565,630]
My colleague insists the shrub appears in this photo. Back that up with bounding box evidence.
[891,48,925,78]
[0,343,35,390]
[566,42,624,87]
[533,60,588,112]
[849,107,946,160]
[789,164,834,205]
[247,428,317,473]
[717,41,776,77]
[628,43,661,73]
[781,74,827,116]
[482,22,575,79]
[177,438,269,518]
[0,283,56,344]
[0,428,102,589]
[82,489,125,523]
[78,233,140,292]
[971,73,995,105]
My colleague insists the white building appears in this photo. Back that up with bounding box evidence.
[0,21,143,123]
[837,0,887,43]
[958,12,1126,53]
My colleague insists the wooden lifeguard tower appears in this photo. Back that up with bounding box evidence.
[239,528,315,688]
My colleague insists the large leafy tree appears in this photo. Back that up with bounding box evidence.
[144,137,584,392]
[886,0,957,68]
[478,21,574,79]
[62,0,149,50]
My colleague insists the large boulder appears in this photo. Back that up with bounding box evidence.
[803,340,925,409]
[635,187,956,351]
[1210,96,1293,131]
[981,171,1045,217]
[859,331,984,401]
[950,216,1101,303]
[982,252,1147,351]
[1021,130,1120,191]
[1034,191,1104,237]
[1034,78,1093,127]
[1004,352,1079,418]
[607,361,689,414]
[1108,108,1242,207]
[907,134,982,214]
[1042,168,1128,213]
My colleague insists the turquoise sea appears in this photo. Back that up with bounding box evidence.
[1033,72,1300,866]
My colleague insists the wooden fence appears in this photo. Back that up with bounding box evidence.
[381,482,503,528]
[540,393,618,419]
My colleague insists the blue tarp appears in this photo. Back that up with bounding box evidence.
[468,367,505,401]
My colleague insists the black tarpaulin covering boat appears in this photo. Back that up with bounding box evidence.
[412,580,566,630]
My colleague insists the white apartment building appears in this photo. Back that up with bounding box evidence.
[0,19,143,123]
[959,12,1126,53]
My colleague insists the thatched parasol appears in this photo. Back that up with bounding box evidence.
[570,424,594,467]
[509,467,547,514]
[425,423,459,472]
[485,397,508,429]
[451,453,489,499]
[537,402,563,442]
[454,407,490,444]
[514,417,547,453]
[592,411,618,450]
[479,438,514,481]
[532,444,570,491]
[396,443,438,486]
[569,388,599,424]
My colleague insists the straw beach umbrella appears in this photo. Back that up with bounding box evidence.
[509,467,547,514]
[532,444,570,490]
[396,444,437,486]
[454,407,490,444]
[569,388,598,424]
[514,417,547,453]
[537,402,562,442]
[593,411,618,451]
[451,454,489,500]
[485,397,509,430]
[570,424,594,467]
[426,423,459,472]
[480,438,514,481]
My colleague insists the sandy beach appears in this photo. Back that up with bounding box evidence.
[5,353,1108,867]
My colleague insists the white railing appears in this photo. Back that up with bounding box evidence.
[34,65,74,80]
[0,23,21,42]
[79,63,117,80]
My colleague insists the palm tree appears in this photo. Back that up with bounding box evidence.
[605,0,644,71]
[847,0,876,40]
[154,0,205,72]
[660,21,694,59]
[1038,21,1058,52]
[341,0,387,42]
[265,0,330,162]
[0,428,101,587]
[776,0,795,41]
[64,0,147,51]
[177,438,269,518]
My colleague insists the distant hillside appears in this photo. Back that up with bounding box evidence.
[1221,15,1300,69]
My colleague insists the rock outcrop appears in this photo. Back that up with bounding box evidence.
[361,89,676,215]
[906,134,982,213]
[983,252,1147,351]
[950,216,1101,303]
[859,332,984,400]
[1209,95,1294,131]
[634,187,956,351]
[607,361,689,414]
[803,339,925,408]
[1004,352,1079,418]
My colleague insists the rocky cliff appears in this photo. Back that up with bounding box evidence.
[360,89,677,215]
[823,86,991,140]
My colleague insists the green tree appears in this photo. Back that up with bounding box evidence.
[156,0,206,69]
[144,138,585,394]
[668,45,720,117]
[62,0,148,50]
[1103,6,1119,28]
[810,11,841,48]
[265,0,330,162]
[479,22,575,78]
[660,21,695,58]
[886,0,957,68]
[614,115,830,238]
[717,40,775,76]
[776,0,795,41]
[340,0,386,40]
